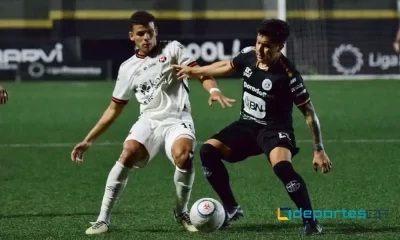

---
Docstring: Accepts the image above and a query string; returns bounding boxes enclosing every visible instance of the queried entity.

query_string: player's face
[255,34,283,65]
[129,22,157,55]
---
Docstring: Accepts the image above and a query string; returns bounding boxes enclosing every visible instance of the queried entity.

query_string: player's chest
[242,66,286,98]
[132,57,172,94]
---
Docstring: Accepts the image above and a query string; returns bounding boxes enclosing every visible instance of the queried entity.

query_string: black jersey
[230,47,310,129]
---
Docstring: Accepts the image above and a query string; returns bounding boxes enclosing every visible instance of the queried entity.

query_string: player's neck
[257,55,280,71]
[136,49,148,57]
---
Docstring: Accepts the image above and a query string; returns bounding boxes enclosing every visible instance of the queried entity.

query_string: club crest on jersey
[262,79,272,91]
[159,55,167,63]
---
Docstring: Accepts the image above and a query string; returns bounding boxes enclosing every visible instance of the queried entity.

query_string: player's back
[114,40,198,121]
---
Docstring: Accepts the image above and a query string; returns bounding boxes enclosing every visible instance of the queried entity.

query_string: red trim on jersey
[188,61,198,67]
[112,97,129,104]
[135,50,146,59]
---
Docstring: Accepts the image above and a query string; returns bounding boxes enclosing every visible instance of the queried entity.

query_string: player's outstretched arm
[71,101,126,163]
[394,28,400,52]
[172,60,234,79]
[0,85,8,104]
[298,101,333,173]
[196,73,236,108]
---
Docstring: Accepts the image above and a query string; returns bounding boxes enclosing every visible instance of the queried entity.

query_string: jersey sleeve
[230,46,254,73]
[289,72,311,107]
[172,41,198,67]
[111,67,133,104]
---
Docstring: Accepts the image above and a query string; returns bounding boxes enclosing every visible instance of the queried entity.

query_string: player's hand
[71,140,92,164]
[171,65,198,80]
[312,150,332,173]
[394,42,400,53]
[0,85,8,104]
[208,91,236,108]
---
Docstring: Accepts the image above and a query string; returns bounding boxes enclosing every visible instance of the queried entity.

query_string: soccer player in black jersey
[172,19,332,236]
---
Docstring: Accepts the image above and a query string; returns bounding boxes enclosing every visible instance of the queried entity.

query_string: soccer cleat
[174,210,198,232]
[304,220,323,236]
[85,221,109,235]
[221,205,244,228]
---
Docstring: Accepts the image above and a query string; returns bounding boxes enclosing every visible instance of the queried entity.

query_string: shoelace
[92,221,106,229]
[180,213,192,224]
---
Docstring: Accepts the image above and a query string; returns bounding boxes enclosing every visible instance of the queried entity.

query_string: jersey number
[181,123,194,132]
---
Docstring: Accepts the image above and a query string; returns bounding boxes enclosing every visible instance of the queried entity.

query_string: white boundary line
[303,74,400,80]
[0,139,400,148]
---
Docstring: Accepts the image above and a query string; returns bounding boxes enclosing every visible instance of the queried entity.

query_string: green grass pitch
[0,79,399,239]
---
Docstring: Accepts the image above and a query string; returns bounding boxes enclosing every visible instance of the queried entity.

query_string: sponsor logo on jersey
[244,82,267,97]
[144,62,156,71]
[262,79,272,91]
[243,67,252,78]
[243,92,266,119]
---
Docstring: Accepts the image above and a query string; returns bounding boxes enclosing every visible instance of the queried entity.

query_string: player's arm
[291,73,332,173]
[0,84,8,104]
[297,100,332,173]
[193,68,236,108]
[171,41,235,107]
[297,101,323,152]
[173,60,234,79]
[394,27,400,52]
[172,46,252,79]
[71,68,133,163]
[82,101,126,143]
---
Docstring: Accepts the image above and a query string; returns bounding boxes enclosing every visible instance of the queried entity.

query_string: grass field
[1,79,399,240]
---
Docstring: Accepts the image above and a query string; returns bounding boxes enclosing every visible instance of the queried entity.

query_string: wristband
[209,88,221,94]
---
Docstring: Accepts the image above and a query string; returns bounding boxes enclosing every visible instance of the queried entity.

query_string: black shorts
[210,120,299,162]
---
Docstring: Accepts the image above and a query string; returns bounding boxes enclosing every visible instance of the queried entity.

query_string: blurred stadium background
[1,0,400,239]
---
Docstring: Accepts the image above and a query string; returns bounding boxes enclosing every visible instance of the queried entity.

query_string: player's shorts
[125,112,196,168]
[210,120,299,163]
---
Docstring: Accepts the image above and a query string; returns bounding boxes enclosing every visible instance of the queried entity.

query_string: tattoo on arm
[298,101,324,151]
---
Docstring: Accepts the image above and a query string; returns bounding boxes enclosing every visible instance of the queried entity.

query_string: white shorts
[125,113,196,167]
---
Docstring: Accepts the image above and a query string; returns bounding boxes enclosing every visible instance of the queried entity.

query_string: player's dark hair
[256,19,290,43]
[130,11,156,30]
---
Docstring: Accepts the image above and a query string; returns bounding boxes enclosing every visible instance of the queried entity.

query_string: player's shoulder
[119,54,140,70]
[240,46,256,54]
[275,55,298,79]
[236,46,256,58]
[117,54,142,80]
[163,40,187,55]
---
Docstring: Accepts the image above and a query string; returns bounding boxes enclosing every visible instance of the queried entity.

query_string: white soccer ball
[189,198,226,233]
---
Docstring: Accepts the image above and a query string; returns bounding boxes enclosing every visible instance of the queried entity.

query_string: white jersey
[112,40,198,120]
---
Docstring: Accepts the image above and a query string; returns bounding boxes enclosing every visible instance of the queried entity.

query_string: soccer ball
[189,198,226,233]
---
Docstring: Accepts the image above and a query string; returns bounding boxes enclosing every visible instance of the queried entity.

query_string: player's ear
[278,43,285,51]
[154,27,158,37]
[129,31,135,41]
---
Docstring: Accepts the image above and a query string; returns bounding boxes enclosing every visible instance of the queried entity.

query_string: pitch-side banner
[17,61,111,81]
[0,39,79,79]
[329,43,400,76]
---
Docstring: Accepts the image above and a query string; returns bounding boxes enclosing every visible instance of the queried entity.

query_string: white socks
[95,161,195,225]
[174,166,195,215]
[97,161,130,225]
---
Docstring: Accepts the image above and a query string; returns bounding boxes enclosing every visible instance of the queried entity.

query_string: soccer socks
[174,166,195,215]
[200,144,238,210]
[273,161,313,223]
[97,161,131,225]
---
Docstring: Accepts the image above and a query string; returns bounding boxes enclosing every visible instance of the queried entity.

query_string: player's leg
[164,119,197,232]
[86,119,161,235]
[199,121,262,226]
[258,130,322,236]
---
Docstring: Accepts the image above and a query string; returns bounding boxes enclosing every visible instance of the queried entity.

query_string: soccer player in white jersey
[70,11,235,235]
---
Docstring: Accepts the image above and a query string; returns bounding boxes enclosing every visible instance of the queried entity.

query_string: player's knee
[119,140,148,168]
[172,147,193,170]
[199,144,222,165]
